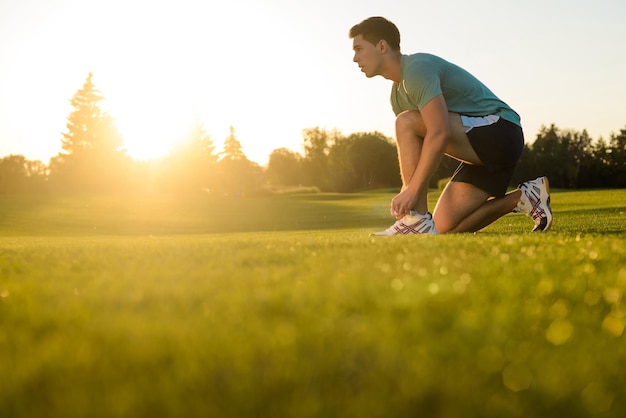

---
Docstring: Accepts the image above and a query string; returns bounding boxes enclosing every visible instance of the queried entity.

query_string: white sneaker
[516,176,552,232]
[371,211,438,236]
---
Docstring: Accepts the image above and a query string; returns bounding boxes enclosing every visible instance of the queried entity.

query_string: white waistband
[461,115,500,133]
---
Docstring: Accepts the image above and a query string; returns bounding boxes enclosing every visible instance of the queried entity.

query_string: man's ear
[377,39,388,53]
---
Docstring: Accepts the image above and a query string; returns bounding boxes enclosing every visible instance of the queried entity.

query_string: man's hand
[391,188,419,219]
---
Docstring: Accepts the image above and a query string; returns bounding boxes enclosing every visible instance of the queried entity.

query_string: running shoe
[516,176,552,232]
[371,211,438,236]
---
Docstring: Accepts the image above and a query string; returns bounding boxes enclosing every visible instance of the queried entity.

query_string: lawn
[1,189,625,417]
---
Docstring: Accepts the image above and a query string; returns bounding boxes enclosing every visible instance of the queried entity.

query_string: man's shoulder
[401,53,442,87]
[402,53,445,78]
[403,53,444,66]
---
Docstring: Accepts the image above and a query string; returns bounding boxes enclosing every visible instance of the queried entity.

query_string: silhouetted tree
[588,137,613,186]
[161,117,218,193]
[266,148,303,187]
[0,155,47,193]
[49,73,130,192]
[221,126,246,161]
[511,143,537,187]
[214,127,263,196]
[344,132,401,190]
[301,127,341,191]
[327,132,400,192]
[299,129,403,192]
[607,127,626,187]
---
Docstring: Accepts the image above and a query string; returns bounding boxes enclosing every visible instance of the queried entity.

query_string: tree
[0,155,48,193]
[511,143,537,187]
[162,117,218,193]
[324,132,401,192]
[214,127,263,196]
[221,126,246,161]
[49,73,130,192]
[343,132,401,190]
[266,148,303,187]
[300,127,341,191]
[0,155,28,193]
[530,124,576,187]
[607,127,626,187]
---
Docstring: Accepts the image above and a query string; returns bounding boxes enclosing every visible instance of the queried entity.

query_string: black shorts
[451,118,524,197]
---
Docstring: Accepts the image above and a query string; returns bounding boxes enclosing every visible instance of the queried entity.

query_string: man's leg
[433,182,521,233]
[394,111,481,215]
[393,111,547,233]
[394,111,428,214]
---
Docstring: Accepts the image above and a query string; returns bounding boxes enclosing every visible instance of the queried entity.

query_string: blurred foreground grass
[1,189,625,417]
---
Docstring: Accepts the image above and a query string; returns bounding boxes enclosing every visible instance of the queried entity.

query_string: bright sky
[1,0,625,165]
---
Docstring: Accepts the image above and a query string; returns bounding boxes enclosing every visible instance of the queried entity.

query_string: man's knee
[395,110,425,137]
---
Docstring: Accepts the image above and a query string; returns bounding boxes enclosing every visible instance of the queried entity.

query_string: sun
[90,2,321,165]
[102,77,198,161]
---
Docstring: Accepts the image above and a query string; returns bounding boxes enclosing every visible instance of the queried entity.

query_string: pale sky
[1,0,625,165]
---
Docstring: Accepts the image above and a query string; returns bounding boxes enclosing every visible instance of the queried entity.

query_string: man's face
[352,34,382,78]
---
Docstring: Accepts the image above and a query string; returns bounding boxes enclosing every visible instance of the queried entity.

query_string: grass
[1,189,625,417]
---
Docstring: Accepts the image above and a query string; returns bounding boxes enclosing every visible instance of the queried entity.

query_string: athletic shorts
[450,116,524,197]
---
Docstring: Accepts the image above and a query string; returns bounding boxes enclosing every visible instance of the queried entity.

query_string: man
[349,16,552,235]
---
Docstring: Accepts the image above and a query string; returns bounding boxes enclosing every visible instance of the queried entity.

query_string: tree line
[1,74,625,194]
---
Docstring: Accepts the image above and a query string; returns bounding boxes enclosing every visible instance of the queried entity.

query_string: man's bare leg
[394,110,485,216]
[394,111,428,214]
[433,182,522,233]
[394,110,524,232]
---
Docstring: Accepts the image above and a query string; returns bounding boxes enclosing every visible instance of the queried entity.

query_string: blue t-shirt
[391,53,521,126]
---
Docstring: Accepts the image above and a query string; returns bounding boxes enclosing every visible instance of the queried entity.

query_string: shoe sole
[532,177,552,232]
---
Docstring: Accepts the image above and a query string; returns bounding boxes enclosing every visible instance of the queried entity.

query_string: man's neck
[381,52,403,83]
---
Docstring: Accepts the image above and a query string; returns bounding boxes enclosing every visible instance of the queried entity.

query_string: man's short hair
[349,17,401,51]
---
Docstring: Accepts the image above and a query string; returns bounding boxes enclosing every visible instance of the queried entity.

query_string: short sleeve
[403,61,442,110]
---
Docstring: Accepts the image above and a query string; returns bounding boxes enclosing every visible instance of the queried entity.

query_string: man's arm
[391,94,450,217]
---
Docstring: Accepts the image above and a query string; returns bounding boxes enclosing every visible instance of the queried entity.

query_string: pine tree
[214,126,262,196]
[50,73,130,192]
[221,126,246,160]
[163,117,219,193]
[61,73,123,155]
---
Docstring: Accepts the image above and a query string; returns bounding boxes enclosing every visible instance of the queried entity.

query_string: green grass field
[1,189,625,417]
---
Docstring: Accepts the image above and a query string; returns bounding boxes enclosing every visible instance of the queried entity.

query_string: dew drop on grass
[502,362,533,392]
[391,279,404,291]
[460,273,471,284]
[581,263,596,275]
[546,319,574,345]
[537,279,553,297]
[582,383,614,414]
[601,315,625,337]
[452,280,467,294]
[603,288,622,304]
[584,291,601,306]
[427,283,440,295]
[476,346,505,374]
[548,299,570,319]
